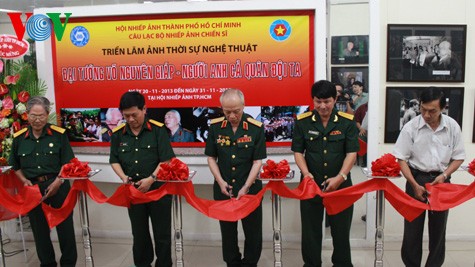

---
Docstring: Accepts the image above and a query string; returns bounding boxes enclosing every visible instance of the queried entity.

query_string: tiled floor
[2,238,474,266]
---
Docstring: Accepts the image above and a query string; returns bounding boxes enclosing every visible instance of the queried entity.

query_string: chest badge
[308,130,320,136]
[49,143,54,147]
[330,130,342,135]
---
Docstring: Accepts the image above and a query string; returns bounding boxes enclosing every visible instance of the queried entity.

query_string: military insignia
[149,119,164,127]
[330,130,342,135]
[247,117,262,127]
[112,123,126,133]
[46,128,53,135]
[225,140,231,146]
[312,114,317,122]
[333,115,338,122]
[13,128,28,138]
[308,130,320,136]
[337,111,354,120]
[50,125,66,134]
[221,120,227,128]
[119,142,128,146]
[210,117,225,125]
[243,121,248,130]
[49,143,54,147]
[297,111,312,120]
[100,128,108,134]
[237,135,252,143]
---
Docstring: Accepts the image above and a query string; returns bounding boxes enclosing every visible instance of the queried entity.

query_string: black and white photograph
[331,66,369,94]
[384,87,464,143]
[261,106,309,142]
[387,24,466,82]
[331,35,369,64]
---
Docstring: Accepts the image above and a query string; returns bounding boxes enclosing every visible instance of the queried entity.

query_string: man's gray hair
[167,109,181,124]
[219,88,245,105]
[26,96,51,114]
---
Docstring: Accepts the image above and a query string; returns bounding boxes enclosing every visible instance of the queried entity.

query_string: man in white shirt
[393,87,465,267]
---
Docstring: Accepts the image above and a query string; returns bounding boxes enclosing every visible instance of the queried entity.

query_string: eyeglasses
[28,114,48,120]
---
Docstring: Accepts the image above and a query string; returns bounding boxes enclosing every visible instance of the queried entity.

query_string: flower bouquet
[364,153,401,178]
[157,158,193,182]
[259,159,294,181]
[465,159,475,176]
[59,157,95,179]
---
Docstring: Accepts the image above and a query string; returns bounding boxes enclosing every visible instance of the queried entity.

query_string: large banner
[52,11,314,146]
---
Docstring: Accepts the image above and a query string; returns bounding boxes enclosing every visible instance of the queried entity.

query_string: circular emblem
[70,26,90,47]
[26,14,52,41]
[49,143,54,147]
[269,19,292,42]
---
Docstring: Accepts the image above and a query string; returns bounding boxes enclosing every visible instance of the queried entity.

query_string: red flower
[4,74,20,85]
[12,121,21,132]
[158,158,189,181]
[21,113,28,121]
[2,96,14,109]
[0,109,11,118]
[0,84,8,96]
[467,159,475,176]
[18,90,30,103]
[371,154,401,177]
[60,158,92,178]
[260,159,291,179]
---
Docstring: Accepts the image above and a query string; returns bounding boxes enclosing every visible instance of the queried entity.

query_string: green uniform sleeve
[156,126,175,162]
[60,132,75,165]
[204,125,217,157]
[109,132,120,164]
[345,119,360,153]
[253,126,267,160]
[291,120,305,153]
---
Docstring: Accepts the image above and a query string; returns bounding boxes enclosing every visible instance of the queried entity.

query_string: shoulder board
[210,116,225,125]
[149,119,164,127]
[13,128,28,138]
[297,111,312,120]
[247,117,263,127]
[112,123,126,133]
[50,125,66,134]
[183,128,193,133]
[338,111,354,120]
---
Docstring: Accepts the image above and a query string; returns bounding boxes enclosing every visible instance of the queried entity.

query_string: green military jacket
[205,113,267,199]
[9,124,74,179]
[109,118,175,182]
[292,109,359,185]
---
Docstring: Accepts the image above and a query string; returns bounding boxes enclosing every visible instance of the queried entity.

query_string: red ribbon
[60,158,92,178]
[158,158,189,181]
[371,154,401,177]
[468,159,475,176]
[260,159,291,179]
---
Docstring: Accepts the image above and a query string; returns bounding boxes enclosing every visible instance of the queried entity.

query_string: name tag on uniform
[308,130,320,136]
[330,130,342,135]
[120,142,128,146]
[237,136,252,143]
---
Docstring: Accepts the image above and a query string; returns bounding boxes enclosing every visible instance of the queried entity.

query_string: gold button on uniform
[232,155,236,159]
[232,167,236,171]
[324,163,327,167]
[324,175,328,179]
[232,179,236,183]
[135,148,139,151]
[310,137,313,141]
[323,150,327,154]
[323,137,327,141]
[135,160,138,163]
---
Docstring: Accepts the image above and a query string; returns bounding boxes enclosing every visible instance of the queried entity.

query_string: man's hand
[359,128,367,136]
[135,177,154,193]
[43,178,63,200]
[430,174,446,186]
[412,184,427,201]
[218,180,233,197]
[23,179,33,186]
[322,176,344,192]
[236,184,250,200]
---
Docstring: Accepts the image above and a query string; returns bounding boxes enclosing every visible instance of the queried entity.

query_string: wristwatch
[151,173,158,182]
[339,172,347,181]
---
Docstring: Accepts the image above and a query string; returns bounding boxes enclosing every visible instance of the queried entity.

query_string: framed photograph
[331,66,369,93]
[387,24,466,82]
[331,35,369,64]
[384,87,464,143]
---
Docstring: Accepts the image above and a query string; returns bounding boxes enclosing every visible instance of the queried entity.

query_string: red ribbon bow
[371,153,401,177]
[467,159,475,176]
[157,158,189,181]
[260,159,290,179]
[60,158,91,178]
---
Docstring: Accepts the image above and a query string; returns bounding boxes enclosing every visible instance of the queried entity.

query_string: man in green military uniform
[109,91,175,267]
[9,96,77,267]
[292,80,359,267]
[205,89,267,267]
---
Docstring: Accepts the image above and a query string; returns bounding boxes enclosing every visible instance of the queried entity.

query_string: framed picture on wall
[331,66,369,93]
[387,24,466,82]
[384,87,464,143]
[331,35,369,64]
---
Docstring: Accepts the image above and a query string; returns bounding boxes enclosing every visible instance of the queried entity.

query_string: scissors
[321,181,328,192]
[423,191,432,213]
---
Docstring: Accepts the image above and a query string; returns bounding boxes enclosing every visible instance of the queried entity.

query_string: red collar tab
[221,120,227,128]
[243,121,248,130]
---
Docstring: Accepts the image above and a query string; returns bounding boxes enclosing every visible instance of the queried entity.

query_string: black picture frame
[384,87,464,143]
[331,66,369,93]
[387,24,466,82]
[331,35,369,64]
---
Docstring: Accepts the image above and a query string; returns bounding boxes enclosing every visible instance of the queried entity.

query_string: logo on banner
[7,12,72,42]
[0,35,30,59]
[70,26,90,47]
[269,19,292,42]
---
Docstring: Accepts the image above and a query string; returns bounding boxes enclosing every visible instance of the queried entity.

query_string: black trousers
[29,180,77,267]
[128,191,172,267]
[401,168,449,267]
[219,204,262,267]
[301,195,353,267]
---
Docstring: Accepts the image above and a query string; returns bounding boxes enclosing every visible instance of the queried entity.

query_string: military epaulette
[247,117,263,127]
[50,125,66,134]
[337,111,354,121]
[297,111,312,120]
[13,128,28,138]
[149,119,164,127]
[210,116,225,125]
[112,123,126,133]
[183,128,193,133]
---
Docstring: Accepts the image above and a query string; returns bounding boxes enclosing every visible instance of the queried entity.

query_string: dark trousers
[29,180,77,267]
[219,204,262,267]
[402,169,449,267]
[128,193,172,267]
[301,195,353,267]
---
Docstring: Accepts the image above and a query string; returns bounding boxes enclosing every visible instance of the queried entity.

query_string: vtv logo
[7,13,72,41]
